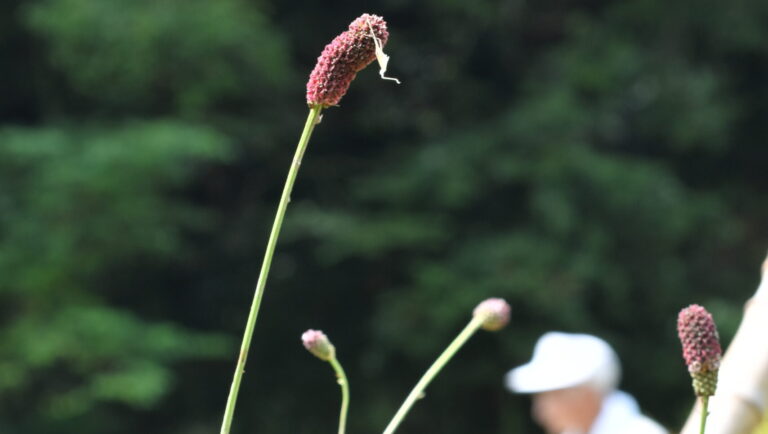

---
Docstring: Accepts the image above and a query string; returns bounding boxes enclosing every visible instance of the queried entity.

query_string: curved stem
[329,357,350,434]
[220,106,323,434]
[699,395,709,434]
[382,316,485,434]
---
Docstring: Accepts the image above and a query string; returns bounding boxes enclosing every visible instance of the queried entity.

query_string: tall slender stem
[220,106,323,434]
[699,396,709,434]
[382,316,485,434]
[329,357,350,434]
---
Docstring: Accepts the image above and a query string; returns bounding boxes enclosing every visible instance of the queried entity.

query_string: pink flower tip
[473,298,512,331]
[306,13,390,107]
[677,304,722,397]
[677,304,722,374]
[302,329,336,361]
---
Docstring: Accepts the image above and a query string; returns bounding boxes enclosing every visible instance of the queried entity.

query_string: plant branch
[220,106,323,434]
[330,357,350,434]
[382,315,485,434]
[700,396,709,434]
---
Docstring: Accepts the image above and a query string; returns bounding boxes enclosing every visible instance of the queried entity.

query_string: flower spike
[306,14,396,107]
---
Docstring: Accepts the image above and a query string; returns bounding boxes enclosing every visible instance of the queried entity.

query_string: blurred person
[505,332,667,434]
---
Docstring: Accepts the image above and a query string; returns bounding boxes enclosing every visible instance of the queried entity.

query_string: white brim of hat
[504,332,621,394]
[505,362,594,393]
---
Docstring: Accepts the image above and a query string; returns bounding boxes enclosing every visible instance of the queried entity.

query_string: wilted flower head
[677,304,722,397]
[302,329,336,361]
[473,298,511,331]
[306,14,390,107]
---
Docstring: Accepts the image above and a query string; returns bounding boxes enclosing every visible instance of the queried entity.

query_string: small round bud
[302,329,336,361]
[473,298,511,331]
[677,304,722,397]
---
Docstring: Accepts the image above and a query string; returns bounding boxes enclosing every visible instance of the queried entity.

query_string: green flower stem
[382,315,485,434]
[699,396,709,434]
[329,357,350,434]
[220,106,323,434]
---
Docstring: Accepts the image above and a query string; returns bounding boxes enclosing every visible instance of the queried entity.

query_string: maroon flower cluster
[306,14,389,107]
[473,298,512,331]
[677,304,722,397]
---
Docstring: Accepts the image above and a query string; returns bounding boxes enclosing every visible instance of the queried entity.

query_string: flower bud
[473,298,511,331]
[306,14,389,107]
[677,304,722,397]
[302,329,336,361]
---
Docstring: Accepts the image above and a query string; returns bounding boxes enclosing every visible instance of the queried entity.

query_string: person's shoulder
[594,391,668,434]
[626,414,668,434]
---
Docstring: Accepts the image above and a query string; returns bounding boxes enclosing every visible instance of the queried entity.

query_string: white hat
[505,332,621,394]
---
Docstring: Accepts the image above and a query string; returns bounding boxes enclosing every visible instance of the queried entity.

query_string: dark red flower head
[677,304,722,396]
[306,14,389,107]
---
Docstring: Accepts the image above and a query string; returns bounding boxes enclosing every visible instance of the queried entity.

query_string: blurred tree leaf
[0,121,233,430]
[23,0,294,115]
[0,121,230,295]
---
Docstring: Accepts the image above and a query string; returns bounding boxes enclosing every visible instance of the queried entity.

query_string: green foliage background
[1,0,767,432]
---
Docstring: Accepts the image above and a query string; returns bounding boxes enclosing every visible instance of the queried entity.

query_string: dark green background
[1,0,767,432]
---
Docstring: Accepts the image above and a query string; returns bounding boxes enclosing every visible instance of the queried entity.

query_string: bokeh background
[2,0,768,433]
